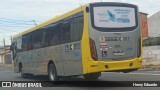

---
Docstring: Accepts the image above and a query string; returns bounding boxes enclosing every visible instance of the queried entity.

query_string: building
[139,12,149,39]
[0,46,12,64]
[148,11,160,37]
[0,52,3,64]
[0,46,5,64]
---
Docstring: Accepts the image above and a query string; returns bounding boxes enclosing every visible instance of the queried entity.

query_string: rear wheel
[48,63,59,82]
[19,64,32,78]
[83,72,101,80]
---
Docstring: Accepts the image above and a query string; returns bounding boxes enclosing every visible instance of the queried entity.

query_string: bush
[143,37,160,47]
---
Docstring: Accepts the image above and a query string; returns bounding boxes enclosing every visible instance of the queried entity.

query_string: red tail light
[137,37,141,58]
[89,38,98,60]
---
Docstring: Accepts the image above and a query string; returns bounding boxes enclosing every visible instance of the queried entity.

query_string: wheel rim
[20,67,23,74]
[50,67,55,81]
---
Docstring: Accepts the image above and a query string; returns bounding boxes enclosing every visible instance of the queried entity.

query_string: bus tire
[19,64,32,78]
[83,72,101,80]
[19,64,26,78]
[48,63,59,82]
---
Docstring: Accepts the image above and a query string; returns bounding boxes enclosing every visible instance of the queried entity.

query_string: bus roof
[13,4,87,38]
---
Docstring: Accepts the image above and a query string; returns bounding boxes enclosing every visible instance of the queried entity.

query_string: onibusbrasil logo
[1,82,42,87]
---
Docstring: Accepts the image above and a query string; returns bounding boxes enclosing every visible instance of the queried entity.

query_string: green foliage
[143,37,160,47]
[158,37,160,45]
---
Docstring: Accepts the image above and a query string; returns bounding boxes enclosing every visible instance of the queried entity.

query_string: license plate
[113,51,124,56]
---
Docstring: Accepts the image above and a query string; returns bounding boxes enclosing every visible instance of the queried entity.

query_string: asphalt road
[0,64,160,90]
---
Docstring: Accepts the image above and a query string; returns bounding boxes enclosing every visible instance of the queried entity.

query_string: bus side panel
[37,47,48,75]
[34,46,65,76]
[14,54,20,73]
[32,48,45,74]
[47,46,65,76]
[60,41,83,76]
[16,51,33,74]
[13,37,22,73]
[15,45,65,76]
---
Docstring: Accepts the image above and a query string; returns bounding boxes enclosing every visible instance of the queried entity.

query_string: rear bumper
[85,57,143,74]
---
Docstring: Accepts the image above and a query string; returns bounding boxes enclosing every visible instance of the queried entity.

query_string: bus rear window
[93,6,136,28]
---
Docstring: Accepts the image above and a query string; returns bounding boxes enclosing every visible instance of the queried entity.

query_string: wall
[148,11,160,37]
[0,56,2,64]
[5,52,12,64]
[143,46,160,65]
[140,12,148,39]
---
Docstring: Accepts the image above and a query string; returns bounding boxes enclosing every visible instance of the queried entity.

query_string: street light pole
[10,36,13,65]
[3,38,6,64]
[32,20,37,26]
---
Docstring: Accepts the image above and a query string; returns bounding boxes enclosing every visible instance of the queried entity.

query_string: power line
[0,20,35,25]
[0,33,15,36]
[0,25,33,28]
[0,17,42,22]
[0,28,21,32]
[0,22,34,26]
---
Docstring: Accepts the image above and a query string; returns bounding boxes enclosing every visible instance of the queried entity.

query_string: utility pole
[32,20,37,26]
[79,0,82,11]
[10,36,13,65]
[3,38,6,64]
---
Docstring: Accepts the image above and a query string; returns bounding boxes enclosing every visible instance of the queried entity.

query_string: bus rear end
[83,2,142,75]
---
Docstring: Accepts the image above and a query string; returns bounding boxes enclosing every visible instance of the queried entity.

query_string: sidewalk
[0,64,13,67]
[0,64,13,71]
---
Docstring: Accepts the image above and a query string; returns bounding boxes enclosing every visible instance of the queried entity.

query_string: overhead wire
[0,17,42,22]
[0,17,35,33]
[0,28,21,32]
[0,25,34,28]
[0,20,35,25]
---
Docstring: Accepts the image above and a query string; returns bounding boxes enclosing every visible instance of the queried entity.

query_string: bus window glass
[73,16,83,41]
[27,33,33,50]
[22,35,27,51]
[48,23,61,46]
[16,37,22,52]
[41,29,48,47]
[32,30,43,49]
[62,20,71,43]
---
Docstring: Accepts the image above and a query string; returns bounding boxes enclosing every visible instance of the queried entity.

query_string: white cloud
[0,0,160,45]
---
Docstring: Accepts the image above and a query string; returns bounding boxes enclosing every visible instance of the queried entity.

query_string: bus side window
[12,42,17,59]
[32,30,43,49]
[49,23,61,46]
[73,15,84,41]
[42,30,48,47]
[54,23,61,45]
[27,33,33,50]
[47,26,52,46]
[62,20,71,43]
[16,37,22,52]
[22,35,28,51]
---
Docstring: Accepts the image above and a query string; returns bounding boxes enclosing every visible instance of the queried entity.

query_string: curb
[0,64,13,67]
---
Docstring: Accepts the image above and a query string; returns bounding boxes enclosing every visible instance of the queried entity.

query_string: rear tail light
[137,37,141,58]
[89,38,98,60]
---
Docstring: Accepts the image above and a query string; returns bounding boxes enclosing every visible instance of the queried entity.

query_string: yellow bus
[11,2,143,81]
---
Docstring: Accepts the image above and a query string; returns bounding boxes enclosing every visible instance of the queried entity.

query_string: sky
[0,0,160,46]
